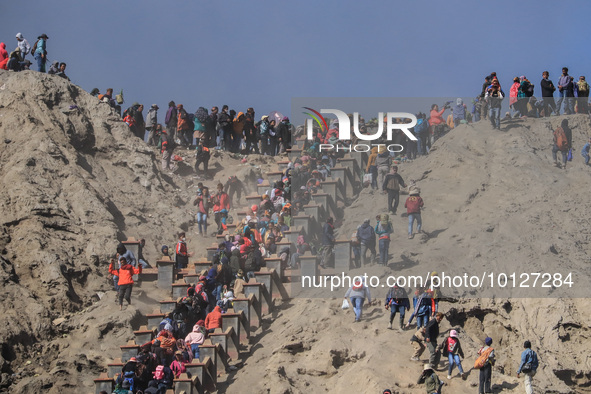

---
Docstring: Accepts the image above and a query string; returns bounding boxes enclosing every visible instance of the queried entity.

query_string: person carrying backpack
[440,330,466,380]
[575,76,590,114]
[552,119,572,169]
[476,337,495,394]
[485,80,505,129]
[32,33,48,72]
[356,219,376,266]
[344,278,372,323]
[375,214,393,266]
[414,114,429,155]
[176,104,192,147]
[517,340,539,394]
[405,186,424,239]
[385,281,410,330]
[417,364,443,394]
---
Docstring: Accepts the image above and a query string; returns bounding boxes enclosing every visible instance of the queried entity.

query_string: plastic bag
[567,148,573,161]
[341,299,350,310]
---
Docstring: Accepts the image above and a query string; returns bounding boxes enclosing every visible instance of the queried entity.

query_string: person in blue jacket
[517,340,539,394]
[581,137,591,165]
[33,33,48,72]
[385,282,410,330]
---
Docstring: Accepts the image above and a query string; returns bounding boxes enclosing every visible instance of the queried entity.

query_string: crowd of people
[14,53,565,392]
[1,32,71,80]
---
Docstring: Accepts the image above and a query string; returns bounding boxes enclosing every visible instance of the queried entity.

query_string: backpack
[526,82,534,97]
[386,175,400,191]
[153,365,165,380]
[555,127,569,151]
[521,349,538,373]
[244,248,259,272]
[122,370,135,392]
[414,119,428,136]
[31,39,39,55]
[116,89,124,104]
[474,347,494,369]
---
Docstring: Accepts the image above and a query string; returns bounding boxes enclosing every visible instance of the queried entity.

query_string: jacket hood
[192,324,201,332]
[456,98,463,106]
[213,306,221,313]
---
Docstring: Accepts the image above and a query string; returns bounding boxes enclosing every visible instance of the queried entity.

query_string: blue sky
[2,0,590,122]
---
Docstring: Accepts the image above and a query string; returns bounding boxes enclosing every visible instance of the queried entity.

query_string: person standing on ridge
[540,71,557,117]
[33,33,48,72]
[15,33,31,60]
[165,101,178,142]
[556,67,573,115]
[146,104,159,146]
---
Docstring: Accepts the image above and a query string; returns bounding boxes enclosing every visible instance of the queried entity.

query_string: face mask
[182,237,186,242]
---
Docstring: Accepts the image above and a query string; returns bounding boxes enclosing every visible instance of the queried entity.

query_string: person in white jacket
[15,33,31,59]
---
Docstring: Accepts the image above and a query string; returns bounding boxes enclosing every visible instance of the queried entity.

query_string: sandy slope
[227,116,591,393]
[1,70,590,393]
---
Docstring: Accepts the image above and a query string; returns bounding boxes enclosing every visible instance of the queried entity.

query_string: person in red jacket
[109,257,141,310]
[205,305,222,333]
[212,183,231,235]
[405,186,424,239]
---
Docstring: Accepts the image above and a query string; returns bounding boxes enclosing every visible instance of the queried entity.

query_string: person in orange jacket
[205,305,222,333]
[109,256,141,310]
[212,183,231,235]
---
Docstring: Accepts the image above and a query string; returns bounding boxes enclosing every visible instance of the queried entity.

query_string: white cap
[16,33,23,39]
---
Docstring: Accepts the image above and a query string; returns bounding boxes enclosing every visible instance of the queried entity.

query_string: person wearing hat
[417,363,443,394]
[344,278,372,322]
[439,329,466,380]
[145,104,159,146]
[170,350,187,378]
[477,337,495,394]
[405,186,424,239]
[33,33,48,72]
[15,33,31,59]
